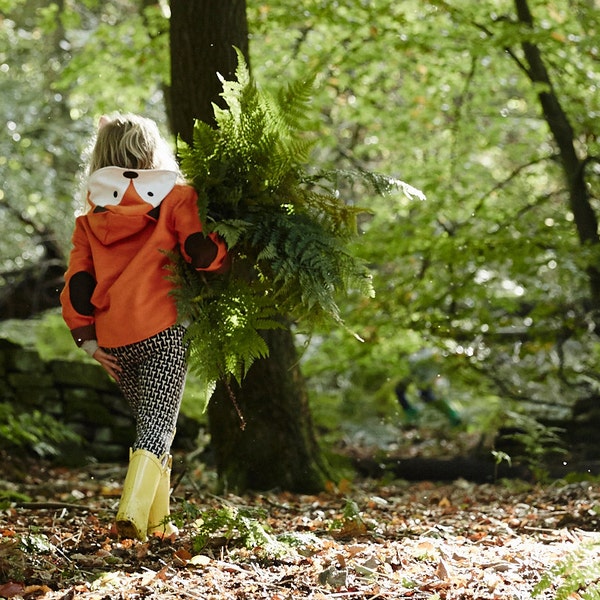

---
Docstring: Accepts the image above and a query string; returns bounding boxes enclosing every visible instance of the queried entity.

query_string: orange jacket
[60,167,227,348]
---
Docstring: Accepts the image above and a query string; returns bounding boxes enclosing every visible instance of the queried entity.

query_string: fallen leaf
[0,582,24,598]
[140,569,157,586]
[318,565,348,587]
[189,554,211,567]
[435,558,452,580]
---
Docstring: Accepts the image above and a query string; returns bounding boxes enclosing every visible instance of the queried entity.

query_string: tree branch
[511,0,600,305]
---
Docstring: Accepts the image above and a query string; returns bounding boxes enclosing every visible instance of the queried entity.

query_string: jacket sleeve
[173,187,229,272]
[60,218,97,346]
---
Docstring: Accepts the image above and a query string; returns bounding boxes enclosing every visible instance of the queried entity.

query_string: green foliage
[0,0,170,287]
[249,0,600,442]
[491,450,512,483]
[170,264,281,395]
[0,2,85,266]
[174,499,324,560]
[0,538,25,584]
[176,51,407,400]
[533,542,600,599]
[495,409,568,481]
[35,311,86,361]
[189,503,274,553]
[0,310,88,363]
[0,490,31,509]
[0,0,20,12]
[329,498,367,534]
[56,2,169,113]
[0,403,82,458]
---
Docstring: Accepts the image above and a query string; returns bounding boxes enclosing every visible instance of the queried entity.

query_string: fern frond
[211,219,253,249]
[174,51,419,394]
[303,167,419,199]
[274,72,317,132]
[172,272,282,406]
[533,541,600,600]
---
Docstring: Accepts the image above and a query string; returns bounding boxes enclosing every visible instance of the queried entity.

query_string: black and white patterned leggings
[109,326,187,458]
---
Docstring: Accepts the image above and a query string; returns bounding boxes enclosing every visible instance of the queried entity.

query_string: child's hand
[93,348,122,382]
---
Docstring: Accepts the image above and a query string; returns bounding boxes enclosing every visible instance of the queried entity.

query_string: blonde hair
[87,113,181,176]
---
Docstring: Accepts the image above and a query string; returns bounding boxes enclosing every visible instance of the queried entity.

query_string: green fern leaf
[175,51,418,395]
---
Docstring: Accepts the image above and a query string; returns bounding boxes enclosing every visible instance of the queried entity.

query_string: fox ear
[98,115,111,129]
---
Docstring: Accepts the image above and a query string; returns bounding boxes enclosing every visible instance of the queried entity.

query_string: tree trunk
[514,0,600,306]
[169,0,248,142]
[169,0,329,493]
[207,327,329,493]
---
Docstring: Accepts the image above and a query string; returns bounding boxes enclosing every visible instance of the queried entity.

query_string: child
[394,348,461,427]
[60,113,228,541]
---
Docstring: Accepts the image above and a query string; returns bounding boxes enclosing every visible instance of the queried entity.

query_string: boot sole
[116,519,146,541]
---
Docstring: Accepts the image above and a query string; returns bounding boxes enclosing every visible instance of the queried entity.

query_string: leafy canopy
[249,0,600,431]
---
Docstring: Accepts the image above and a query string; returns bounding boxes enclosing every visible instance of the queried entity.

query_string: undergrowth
[171,499,322,561]
[0,403,81,459]
[533,541,600,599]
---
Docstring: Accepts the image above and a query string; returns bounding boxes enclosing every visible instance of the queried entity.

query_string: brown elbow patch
[69,271,97,316]
[185,232,218,269]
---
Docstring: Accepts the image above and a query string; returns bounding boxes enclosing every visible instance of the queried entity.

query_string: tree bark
[169,0,248,142]
[169,0,329,493]
[207,327,328,493]
[513,0,600,305]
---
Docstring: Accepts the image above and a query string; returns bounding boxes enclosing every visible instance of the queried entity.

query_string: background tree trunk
[514,0,600,306]
[169,0,329,493]
[169,0,248,142]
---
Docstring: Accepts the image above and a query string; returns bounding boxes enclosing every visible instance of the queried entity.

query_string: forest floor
[1,428,599,600]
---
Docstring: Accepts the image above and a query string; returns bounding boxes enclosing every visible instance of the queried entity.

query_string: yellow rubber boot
[147,455,179,539]
[116,449,162,542]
